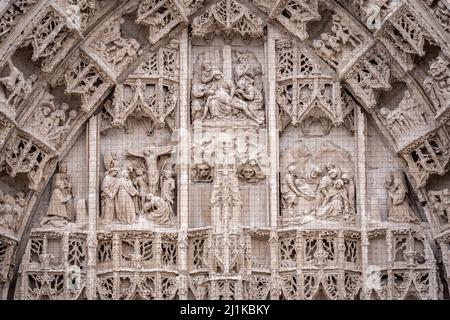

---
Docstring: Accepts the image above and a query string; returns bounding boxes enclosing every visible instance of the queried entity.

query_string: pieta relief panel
[0,0,449,301]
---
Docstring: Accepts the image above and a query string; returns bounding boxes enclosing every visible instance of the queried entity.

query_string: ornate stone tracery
[0,0,449,300]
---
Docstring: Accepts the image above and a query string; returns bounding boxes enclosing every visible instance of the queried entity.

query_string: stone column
[267,25,280,300]
[86,114,99,300]
[355,106,370,299]
[178,28,190,299]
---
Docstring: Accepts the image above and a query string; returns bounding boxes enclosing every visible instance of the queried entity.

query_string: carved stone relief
[280,142,356,225]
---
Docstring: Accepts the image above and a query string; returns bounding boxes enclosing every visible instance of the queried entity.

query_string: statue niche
[191,50,265,126]
[280,142,356,225]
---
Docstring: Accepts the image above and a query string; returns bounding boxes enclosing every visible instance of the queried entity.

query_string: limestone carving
[90,18,141,75]
[99,146,175,226]
[0,191,26,232]
[378,90,432,145]
[313,14,365,70]
[103,42,179,134]
[0,59,37,115]
[0,1,38,44]
[0,130,54,190]
[191,50,265,125]
[385,171,420,224]
[41,163,74,226]
[428,189,449,226]
[344,45,392,109]
[270,0,320,41]
[237,159,265,183]
[27,96,79,148]
[61,53,111,113]
[191,0,265,40]
[22,4,81,72]
[424,56,450,118]
[136,0,186,45]
[191,162,213,183]
[1,0,449,301]
[401,127,450,187]
[377,5,429,71]
[0,237,16,283]
[280,142,356,225]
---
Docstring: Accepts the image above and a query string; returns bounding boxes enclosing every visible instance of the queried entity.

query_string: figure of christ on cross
[125,145,173,195]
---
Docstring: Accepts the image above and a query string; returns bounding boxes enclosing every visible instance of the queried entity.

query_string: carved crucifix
[126,145,173,194]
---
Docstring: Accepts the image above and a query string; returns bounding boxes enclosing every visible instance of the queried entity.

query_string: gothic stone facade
[0,0,450,300]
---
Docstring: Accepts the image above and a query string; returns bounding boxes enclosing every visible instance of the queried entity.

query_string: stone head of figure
[385,173,394,188]
[309,165,322,179]
[41,105,52,116]
[61,103,70,112]
[328,168,340,179]
[69,110,78,120]
[287,165,297,175]
[146,193,154,201]
[430,57,449,80]
[202,63,212,72]
[242,164,256,179]
[109,168,118,177]
[121,169,130,179]
[162,168,174,178]
[237,52,248,63]
[3,195,15,206]
[334,178,345,189]
[135,167,144,176]
[59,163,68,173]
[197,163,210,178]
[212,70,223,81]
[341,173,351,184]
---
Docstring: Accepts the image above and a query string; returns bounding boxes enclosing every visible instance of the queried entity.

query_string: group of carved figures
[0,59,36,113]
[312,14,363,68]
[31,99,79,146]
[379,90,429,140]
[191,51,265,125]
[100,146,176,226]
[0,190,25,231]
[281,163,355,223]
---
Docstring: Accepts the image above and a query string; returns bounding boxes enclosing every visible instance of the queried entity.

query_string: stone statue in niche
[423,56,450,114]
[191,50,265,125]
[280,142,356,225]
[0,191,26,232]
[41,163,73,226]
[0,59,37,113]
[237,160,265,183]
[385,171,420,224]
[192,162,213,183]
